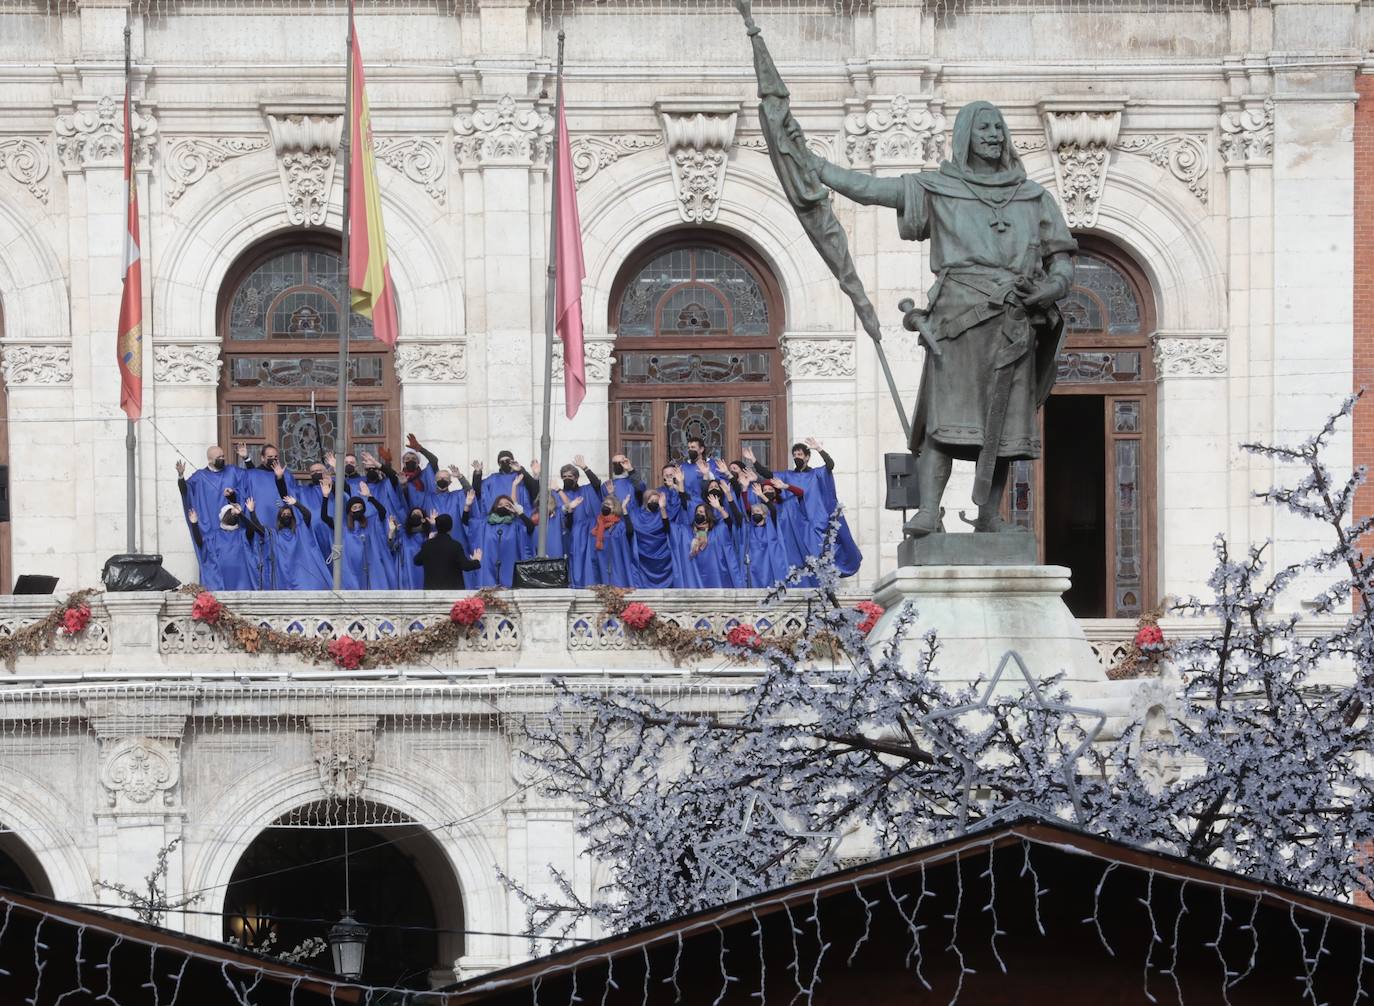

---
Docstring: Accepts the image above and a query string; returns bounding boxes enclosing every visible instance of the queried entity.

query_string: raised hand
[223,487,235,499]
[471,459,483,473]
[359,481,372,498]
[283,495,297,507]
[361,452,379,469]
[236,442,249,461]
[378,444,393,465]
[696,459,710,476]
[187,508,198,524]
[741,445,755,463]
[448,464,463,477]
[574,454,587,469]
[805,437,823,451]
[472,547,483,561]
[530,459,541,478]
[510,474,522,493]
[465,489,475,509]
[245,496,256,512]
[321,477,333,497]
[325,450,336,467]
[388,515,399,533]
[407,433,422,450]
[272,461,285,478]
[428,509,438,522]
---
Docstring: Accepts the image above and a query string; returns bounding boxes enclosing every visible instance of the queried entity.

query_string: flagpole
[123,20,137,554]
[331,0,354,589]
[536,32,565,559]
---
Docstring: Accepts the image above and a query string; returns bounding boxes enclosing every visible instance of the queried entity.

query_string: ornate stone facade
[552,340,615,384]
[310,720,378,800]
[55,94,158,171]
[780,338,857,381]
[153,343,221,385]
[264,108,341,227]
[453,95,552,168]
[373,135,447,204]
[0,137,49,203]
[1115,132,1209,203]
[570,134,663,186]
[98,737,180,809]
[1152,336,1227,377]
[843,95,946,169]
[1219,98,1275,168]
[0,344,72,386]
[657,100,739,223]
[164,136,269,203]
[394,342,467,384]
[1039,99,1124,229]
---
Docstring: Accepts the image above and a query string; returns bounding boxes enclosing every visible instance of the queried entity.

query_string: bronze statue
[736,2,1075,539]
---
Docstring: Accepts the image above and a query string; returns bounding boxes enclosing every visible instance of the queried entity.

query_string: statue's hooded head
[942,100,1026,188]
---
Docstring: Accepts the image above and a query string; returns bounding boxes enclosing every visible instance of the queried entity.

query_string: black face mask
[279,515,295,530]
[263,458,279,468]
[763,492,777,503]
[345,464,357,478]
[611,462,625,476]
[793,459,807,472]
[707,491,723,503]
[211,458,226,471]
[310,473,323,485]
[647,500,660,513]
[498,459,514,473]
[366,470,382,484]
[695,518,708,528]
[224,489,238,503]
[224,513,241,527]
[406,515,424,530]
[687,450,700,462]
[751,513,767,525]
[403,461,418,473]
[562,478,578,491]
[436,479,451,491]
[601,505,613,515]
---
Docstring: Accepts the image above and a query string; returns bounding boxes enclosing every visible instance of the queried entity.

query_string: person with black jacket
[413,514,484,590]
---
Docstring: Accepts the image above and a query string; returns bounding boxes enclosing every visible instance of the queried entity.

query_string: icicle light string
[980,845,1005,975]
[94,933,123,1006]
[943,854,970,1006]
[1141,870,1161,1005]
[54,924,93,1006]
[749,910,766,1004]
[781,899,803,1005]
[844,883,874,968]
[1229,896,1260,990]
[802,890,827,1006]
[24,916,46,1006]
[1086,861,1118,957]
[1018,840,1046,937]
[1164,880,1187,1006]
[710,922,732,1006]
[1205,887,1234,1006]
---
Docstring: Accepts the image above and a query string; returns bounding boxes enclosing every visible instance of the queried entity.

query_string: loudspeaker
[513,557,570,589]
[884,452,920,511]
[101,554,181,592]
[0,464,9,523]
[13,575,57,595]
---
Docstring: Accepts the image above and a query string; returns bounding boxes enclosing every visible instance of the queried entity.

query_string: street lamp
[327,912,369,979]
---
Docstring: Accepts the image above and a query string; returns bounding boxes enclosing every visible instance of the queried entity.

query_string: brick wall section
[1357,74,1374,532]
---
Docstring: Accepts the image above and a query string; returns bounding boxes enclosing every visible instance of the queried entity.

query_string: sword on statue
[731,0,911,442]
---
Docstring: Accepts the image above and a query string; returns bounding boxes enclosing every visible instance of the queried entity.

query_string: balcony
[0,590,1189,681]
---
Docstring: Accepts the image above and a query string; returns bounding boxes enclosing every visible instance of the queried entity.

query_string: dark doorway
[1043,395,1106,617]
[223,805,461,990]
[0,833,49,896]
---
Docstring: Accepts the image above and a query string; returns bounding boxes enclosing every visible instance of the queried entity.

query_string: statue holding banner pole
[734,1,1076,546]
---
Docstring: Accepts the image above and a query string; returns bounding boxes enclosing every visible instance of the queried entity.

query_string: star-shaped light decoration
[917,650,1106,833]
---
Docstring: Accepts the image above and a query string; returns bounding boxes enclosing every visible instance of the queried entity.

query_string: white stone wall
[0,0,1359,601]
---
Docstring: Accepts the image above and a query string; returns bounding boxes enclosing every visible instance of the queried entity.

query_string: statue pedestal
[869,564,1104,685]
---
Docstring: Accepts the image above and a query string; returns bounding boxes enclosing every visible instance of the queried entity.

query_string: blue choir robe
[425,489,471,550]
[556,486,605,588]
[476,471,539,559]
[626,497,675,588]
[239,462,299,506]
[741,513,791,589]
[605,473,644,507]
[322,498,399,589]
[470,514,533,588]
[788,464,863,576]
[196,511,261,591]
[664,491,702,588]
[748,484,811,581]
[676,503,741,588]
[396,523,430,589]
[261,507,331,590]
[398,467,437,515]
[679,458,732,502]
[183,467,246,582]
[587,517,637,588]
[293,483,335,557]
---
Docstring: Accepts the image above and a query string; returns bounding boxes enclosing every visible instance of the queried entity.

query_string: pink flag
[554,86,586,419]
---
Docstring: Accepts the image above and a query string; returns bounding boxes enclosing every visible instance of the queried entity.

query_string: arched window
[1007,241,1157,619]
[218,238,398,473]
[609,233,787,473]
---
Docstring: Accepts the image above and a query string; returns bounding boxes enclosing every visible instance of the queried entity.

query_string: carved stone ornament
[453,95,553,168]
[373,135,446,205]
[394,342,467,384]
[1039,100,1124,230]
[738,133,835,163]
[0,344,72,386]
[569,134,663,186]
[99,737,178,808]
[312,728,376,800]
[657,100,739,224]
[265,109,342,228]
[164,136,269,203]
[1152,335,1226,377]
[843,94,946,169]
[55,94,158,171]
[552,340,615,384]
[153,343,221,385]
[1114,133,1209,204]
[780,338,857,380]
[1219,97,1274,168]
[0,137,50,203]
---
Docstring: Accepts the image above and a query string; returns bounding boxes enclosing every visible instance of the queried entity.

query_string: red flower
[191,591,223,625]
[621,602,656,631]
[855,600,885,635]
[726,624,761,649]
[450,597,486,626]
[328,636,367,669]
[1135,624,1165,649]
[59,603,91,636]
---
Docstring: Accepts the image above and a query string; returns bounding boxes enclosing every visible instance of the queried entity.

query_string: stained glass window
[617,246,770,337]
[228,248,374,342]
[1064,252,1143,337]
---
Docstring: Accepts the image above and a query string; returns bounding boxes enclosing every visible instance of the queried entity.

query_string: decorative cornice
[394,342,467,384]
[843,94,946,169]
[0,137,49,203]
[264,108,342,228]
[0,344,72,385]
[55,94,157,172]
[153,342,221,385]
[1153,335,1226,377]
[552,339,615,385]
[1219,97,1274,168]
[164,136,269,203]
[453,95,553,168]
[1039,97,1126,230]
[656,99,739,224]
[98,737,179,810]
[569,133,663,186]
[311,720,377,800]
[780,337,857,381]
[373,135,446,205]
[1115,132,1209,203]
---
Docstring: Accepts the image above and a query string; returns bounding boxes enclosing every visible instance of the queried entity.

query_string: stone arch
[578,149,846,338]
[183,761,502,967]
[0,771,91,902]
[0,192,70,343]
[156,159,464,346]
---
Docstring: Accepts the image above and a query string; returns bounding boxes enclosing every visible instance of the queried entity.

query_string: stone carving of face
[969,108,1005,168]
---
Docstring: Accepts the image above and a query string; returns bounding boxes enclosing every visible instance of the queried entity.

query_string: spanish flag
[347,15,399,347]
[117,85,143,419]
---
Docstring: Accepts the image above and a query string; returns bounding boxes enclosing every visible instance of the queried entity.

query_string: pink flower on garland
[328,636,367,669]
[726,624,761,649]
[1135,624,1165,650]
[59,603,91,636]
[621,602,656,631]
[450,597,486,626]
[191,591,223,625]
[855,600,884,635]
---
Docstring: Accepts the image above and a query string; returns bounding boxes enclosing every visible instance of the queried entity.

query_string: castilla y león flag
[117,87,143,420]
[347,15,399,348]
[554,85,586,419]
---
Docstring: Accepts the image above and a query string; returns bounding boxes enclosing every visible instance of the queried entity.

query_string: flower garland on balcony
[180,585,511,669]
[592,586,883,666]
[1106,596,1170,680]
[0,588,102,671]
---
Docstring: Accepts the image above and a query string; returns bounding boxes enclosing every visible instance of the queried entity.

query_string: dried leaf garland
[0,588,102,671]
